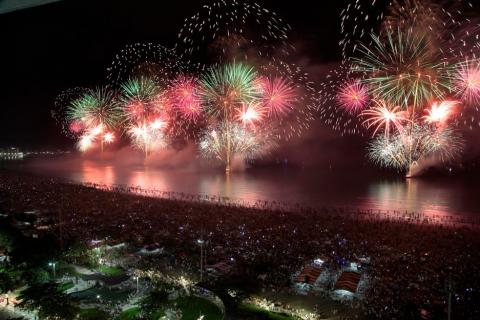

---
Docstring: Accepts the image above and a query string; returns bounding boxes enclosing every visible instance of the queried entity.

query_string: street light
[134,276,139,293]
[197,239,205,282]
[48,262,57,280]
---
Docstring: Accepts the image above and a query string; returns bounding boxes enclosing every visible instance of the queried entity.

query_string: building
[0,147,24,160]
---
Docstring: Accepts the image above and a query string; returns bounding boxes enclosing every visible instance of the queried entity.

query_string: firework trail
[107,43,183,87]
[176,0,292,64]
[52,87,88,139]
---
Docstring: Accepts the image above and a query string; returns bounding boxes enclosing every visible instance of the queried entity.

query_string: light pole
[445,273,455,320]
[134,276,139,293]
[48,262,57,280]
[197,239,205,282]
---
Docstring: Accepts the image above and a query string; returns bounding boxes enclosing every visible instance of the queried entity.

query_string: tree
[139,287,169,319]
[0,267,18,292]
[24,267,50,284]
[17,282,79,320]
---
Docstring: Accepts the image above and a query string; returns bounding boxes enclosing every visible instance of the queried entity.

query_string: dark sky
[0,0,343,150]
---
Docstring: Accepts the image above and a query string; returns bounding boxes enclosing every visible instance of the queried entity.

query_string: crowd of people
[0,170,479,319]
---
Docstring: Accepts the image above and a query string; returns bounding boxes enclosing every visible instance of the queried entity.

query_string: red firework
[169,75,202,121]
[257,76,297,116]
[336,79,369,113]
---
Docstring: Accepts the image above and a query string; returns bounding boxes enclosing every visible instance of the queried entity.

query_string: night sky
[0,0,343,150]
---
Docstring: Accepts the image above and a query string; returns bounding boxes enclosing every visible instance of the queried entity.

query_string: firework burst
[454,60,480,104]
[368,124,463,173]
[169,75,203,121]
[352,27,450,110]
[66,87,121,152]
[257,76,297,117]
[177,0,292,63]
[119,77,173,155]
[199,122,270,165]
[423,100,458,125]
[361,100,411,137]
[200,63,260,120]
[336,79,369,114]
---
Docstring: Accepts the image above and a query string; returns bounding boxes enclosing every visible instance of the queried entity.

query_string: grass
[238,302,295,320]
[152,309,166,319]
[79,308,110,320]
[116,307,140,320]
[98,265,124,276]
[58,281,75,291]
[70,287,133,303]
[175,296,223,320]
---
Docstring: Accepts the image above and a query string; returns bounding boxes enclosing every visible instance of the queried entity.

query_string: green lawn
[175,296,223,320]
[71,287,133,303]
[79,308,110,320]
[98,265,124,276]
[58,281,75,291]
[238,302,296,320]
[152,309,166,319]
[57,264,81,277]
[116,307,140,320]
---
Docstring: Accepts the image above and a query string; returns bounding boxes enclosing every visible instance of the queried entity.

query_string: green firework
[199,63,261,120]
[67,87,121,130]
[352,27,453,110]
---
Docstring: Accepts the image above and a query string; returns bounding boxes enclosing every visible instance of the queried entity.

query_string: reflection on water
[17,158,480,217]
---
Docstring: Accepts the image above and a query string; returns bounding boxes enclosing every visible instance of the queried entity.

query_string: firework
[361,100,411,137]
[454,60,480,104]
[199,122,269,165]
[53,88,88,139]
[119,77,172,155]
[336,79,369,114]
[127,122,167,154]
[107,43,182,86]
[103,132,115,144]
[177,0,292,63]
[169,75,203,121]
[352,27,450,110]
[257,76,297,116]
[119,77,160,123]
[318,0,480,176]
[368,124,463,173]
[66,87,121,152]
[235,102,265,128]
[200,63,260,120]
[423,100,458,125]
[67,87,121,130]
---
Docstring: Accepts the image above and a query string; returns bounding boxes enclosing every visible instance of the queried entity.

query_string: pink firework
[454,60,480,104]
[361,100,411,137]
[169,75,202,121]
[69,120,84,134]
[336,79,369,113]
[259,77,297,116]
[423,100,458,125]
[126,101,149,122]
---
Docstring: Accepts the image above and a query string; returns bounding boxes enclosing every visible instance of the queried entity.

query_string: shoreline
[3,166,479,229]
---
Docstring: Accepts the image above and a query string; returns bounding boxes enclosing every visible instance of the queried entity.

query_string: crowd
[0,170,479,319]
